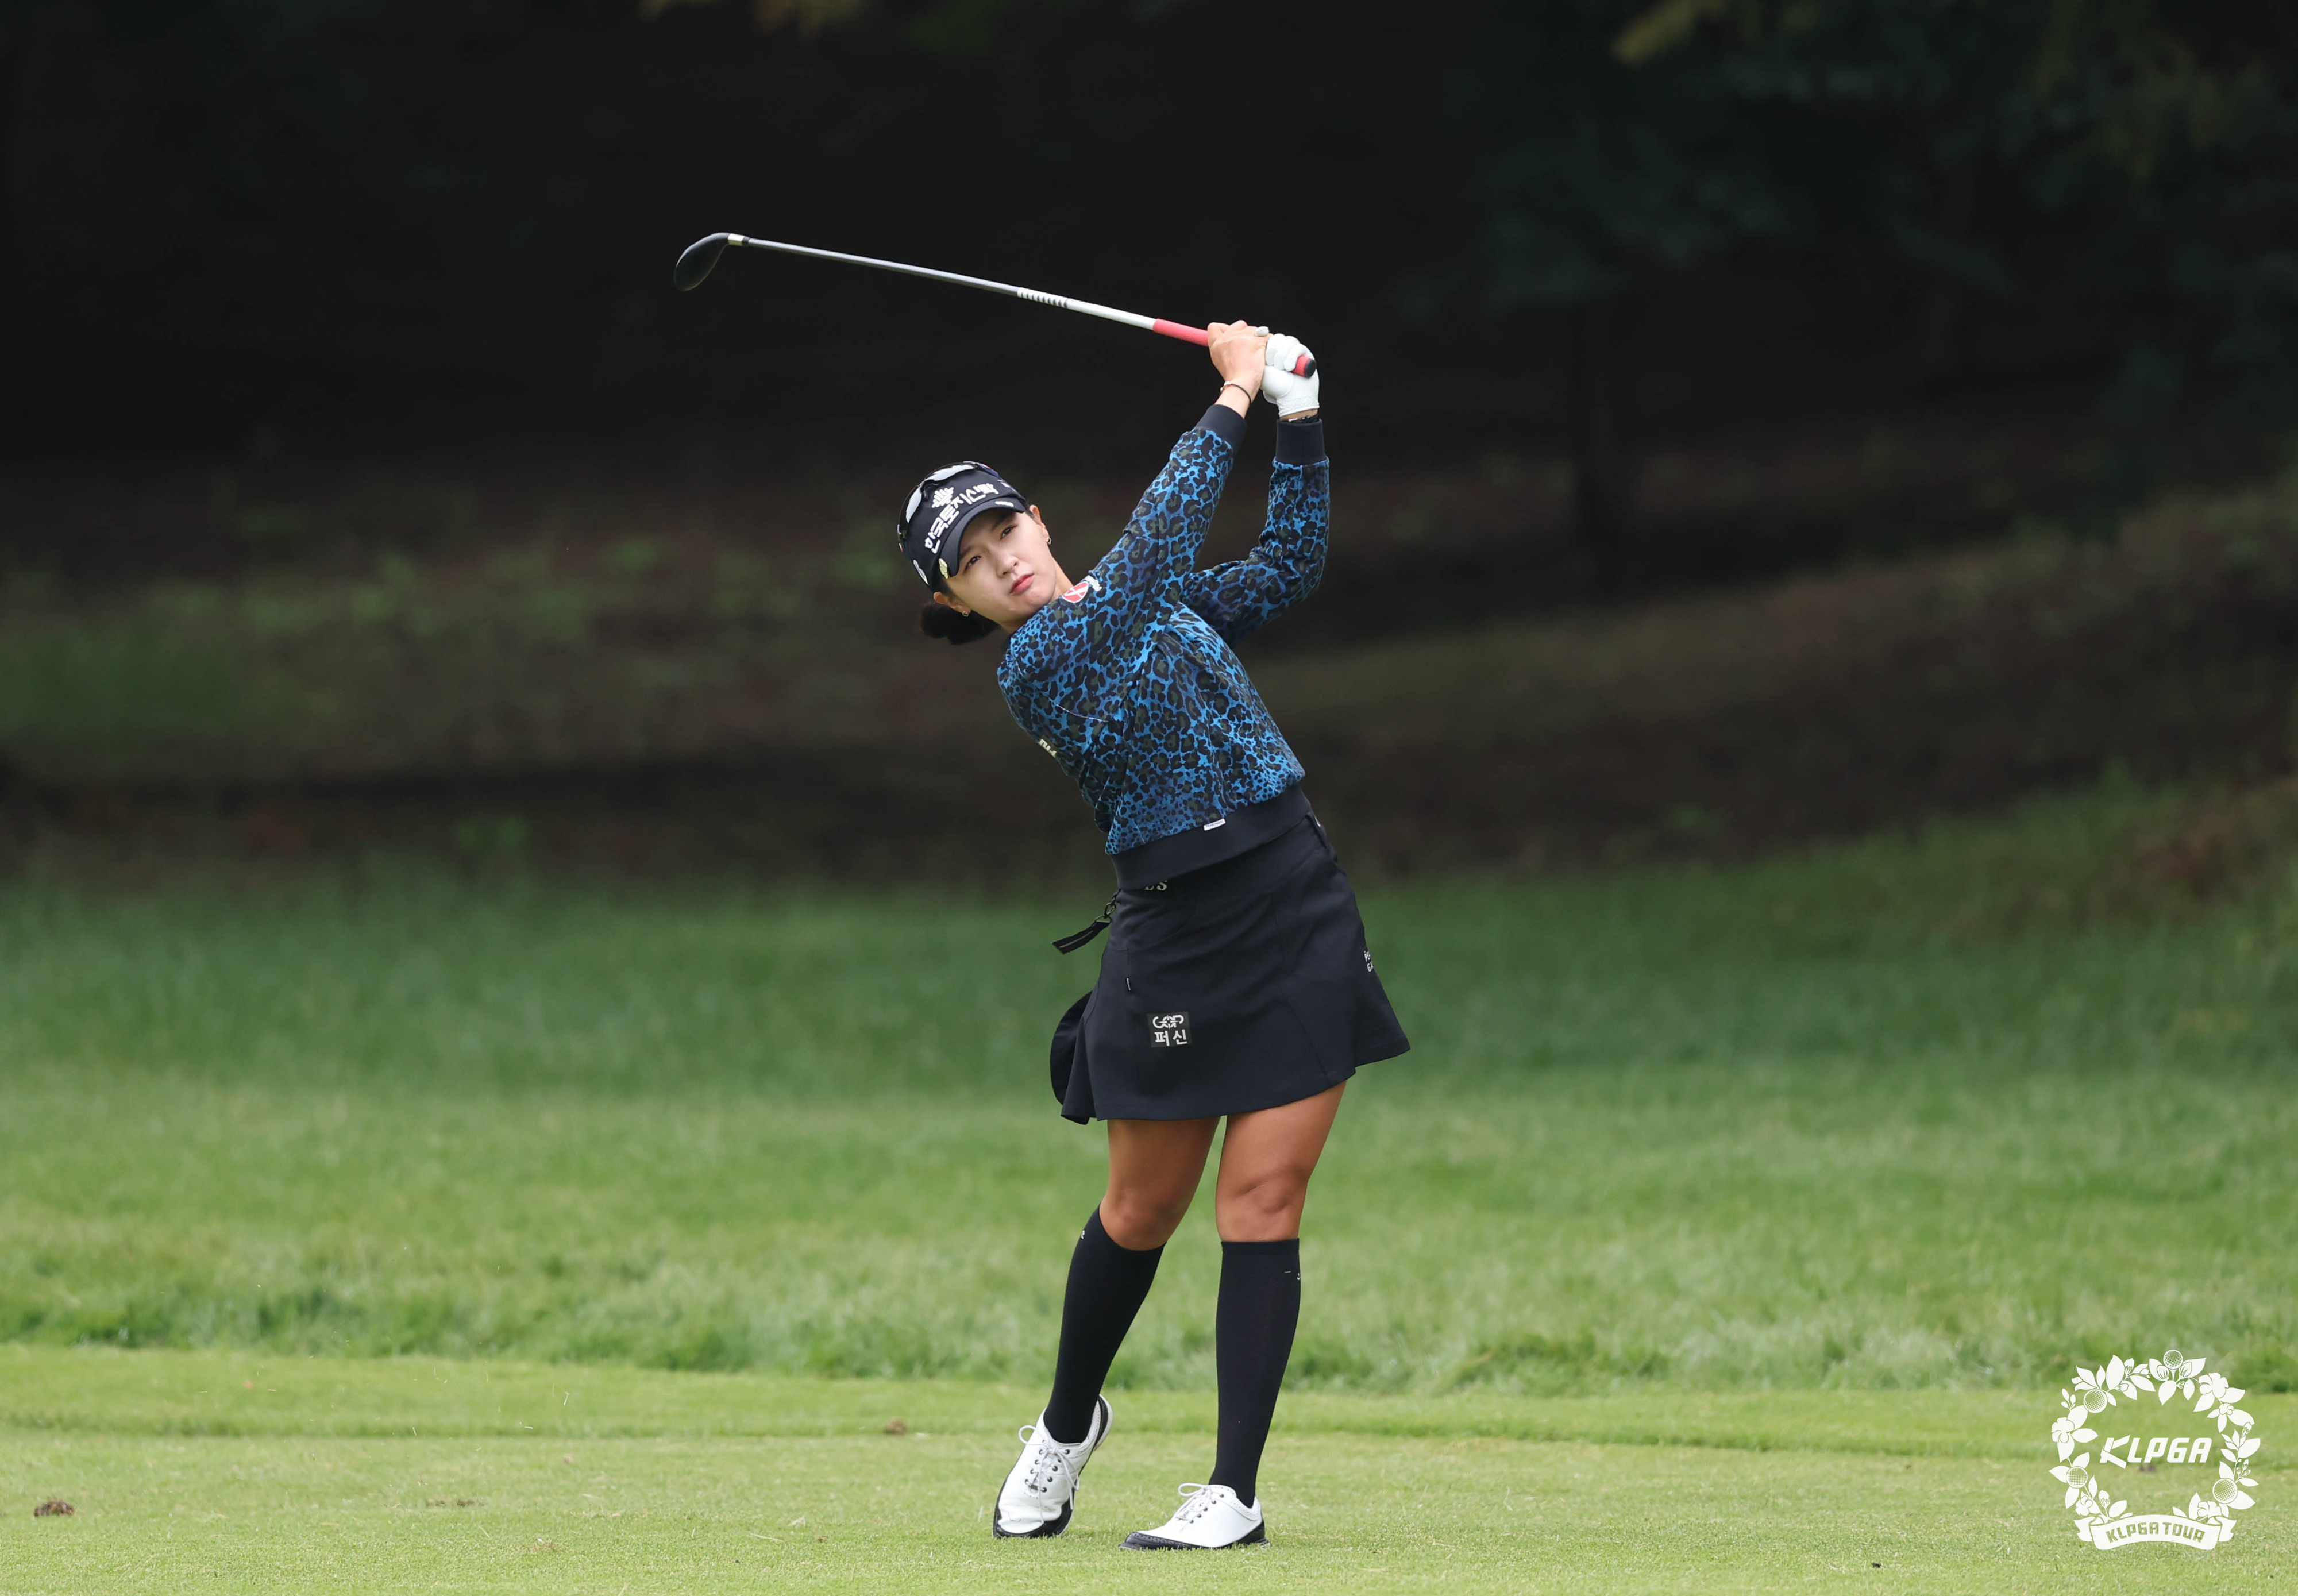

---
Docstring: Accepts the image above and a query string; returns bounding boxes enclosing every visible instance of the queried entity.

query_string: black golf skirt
[1049,815,1409,1123]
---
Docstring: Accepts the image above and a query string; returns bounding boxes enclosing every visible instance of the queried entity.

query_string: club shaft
[724,235,1232,357]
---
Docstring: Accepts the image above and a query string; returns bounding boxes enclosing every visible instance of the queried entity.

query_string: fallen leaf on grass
[882,1417,908,1434]
[425,1497,479,1508]
[33,1499,74,1518]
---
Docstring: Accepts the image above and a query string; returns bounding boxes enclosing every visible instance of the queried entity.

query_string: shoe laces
[1173,1482,1225,1524]
[1016,1424,1077,1498]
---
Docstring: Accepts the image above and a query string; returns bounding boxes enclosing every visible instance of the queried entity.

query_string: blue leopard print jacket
[997,404,1327,870]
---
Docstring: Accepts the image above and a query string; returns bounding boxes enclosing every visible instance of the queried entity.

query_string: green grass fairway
[3,1348,2291,1593]
[3,788,2296,1391]
[2,788,2296,1585]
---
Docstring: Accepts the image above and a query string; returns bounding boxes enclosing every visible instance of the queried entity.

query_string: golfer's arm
[1182,417,1328,639]
[1093,410,1239,626]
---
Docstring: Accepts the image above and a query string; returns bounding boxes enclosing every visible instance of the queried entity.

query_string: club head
[673,233,732,292]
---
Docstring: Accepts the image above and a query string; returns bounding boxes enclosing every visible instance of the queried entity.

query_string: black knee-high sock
[1208,1237,1301,1506]
[1041,1208,1165,1444]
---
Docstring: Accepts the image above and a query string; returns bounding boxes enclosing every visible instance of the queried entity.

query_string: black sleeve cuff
[1196,403,1247,448]
[1274,416,1325,465]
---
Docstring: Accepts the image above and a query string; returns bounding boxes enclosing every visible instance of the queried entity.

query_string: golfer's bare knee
[1100,1186,1193,1250]
[1214,1171,1308,1241]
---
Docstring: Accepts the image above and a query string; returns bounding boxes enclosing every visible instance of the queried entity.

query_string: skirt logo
[1149,1012,1192,1047]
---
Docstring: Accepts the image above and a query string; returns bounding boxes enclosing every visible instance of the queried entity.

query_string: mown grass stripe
[7,1347,2292,1463]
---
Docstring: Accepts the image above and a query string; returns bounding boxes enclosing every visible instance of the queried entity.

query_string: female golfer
[897,323,1408,1551]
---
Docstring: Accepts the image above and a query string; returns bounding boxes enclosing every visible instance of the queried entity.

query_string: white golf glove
[1262,334,1320,419]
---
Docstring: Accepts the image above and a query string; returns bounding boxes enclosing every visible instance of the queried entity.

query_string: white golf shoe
[990,1397,1111,1539]
[1120,1482,1267,1549]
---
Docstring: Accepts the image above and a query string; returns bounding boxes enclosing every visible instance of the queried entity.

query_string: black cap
[897,462,1030,592]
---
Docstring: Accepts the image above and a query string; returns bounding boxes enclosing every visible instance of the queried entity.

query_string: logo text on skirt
[1150,1012,1192,1047]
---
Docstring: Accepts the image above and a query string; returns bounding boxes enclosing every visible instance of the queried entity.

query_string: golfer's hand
[1209,321,1267,408]
[1261,334,1319,419]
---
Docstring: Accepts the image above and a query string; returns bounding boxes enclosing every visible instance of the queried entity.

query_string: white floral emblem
[2053,1350,2260,1550]
[929,487,955,510]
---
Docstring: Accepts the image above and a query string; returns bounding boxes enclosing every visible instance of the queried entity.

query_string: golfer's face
[946,510,1056,627]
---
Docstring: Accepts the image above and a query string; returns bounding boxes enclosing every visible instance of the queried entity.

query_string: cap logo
[924,480,1012,554]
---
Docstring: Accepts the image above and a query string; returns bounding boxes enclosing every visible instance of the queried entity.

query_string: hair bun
[919,601,997,645]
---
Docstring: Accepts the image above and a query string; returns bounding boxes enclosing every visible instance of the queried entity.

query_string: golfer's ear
[1030,504,1048,540]
[931,590,971,618]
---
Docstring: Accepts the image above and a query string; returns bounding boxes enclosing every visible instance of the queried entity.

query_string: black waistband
[1111,784,1312,890]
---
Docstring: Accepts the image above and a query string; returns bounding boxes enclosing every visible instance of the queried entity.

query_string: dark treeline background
[7,1,2294,494]
[6,0,2298,877]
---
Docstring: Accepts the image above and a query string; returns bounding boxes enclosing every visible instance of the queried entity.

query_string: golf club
[673,232,1315,377]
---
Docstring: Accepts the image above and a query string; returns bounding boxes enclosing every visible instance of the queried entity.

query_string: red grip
[1152,319,1313,377]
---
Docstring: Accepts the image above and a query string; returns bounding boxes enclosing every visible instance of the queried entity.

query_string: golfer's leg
[1213,1082,1345,1241]
[1205,1082,1345,1505]
[1039,1117,1217,1445]
[1104,1117,1219,1248]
